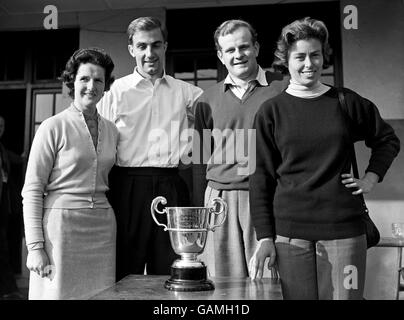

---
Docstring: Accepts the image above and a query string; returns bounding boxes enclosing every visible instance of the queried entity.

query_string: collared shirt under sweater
[192,69,288,206]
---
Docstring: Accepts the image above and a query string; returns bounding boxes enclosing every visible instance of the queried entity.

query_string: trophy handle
[151,196,168,231]
[208,197,227,232]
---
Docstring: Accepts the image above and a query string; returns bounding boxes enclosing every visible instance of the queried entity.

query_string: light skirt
[28,207,116,300]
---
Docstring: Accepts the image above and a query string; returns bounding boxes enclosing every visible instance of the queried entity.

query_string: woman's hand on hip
[26,249,51,278]
[248,238,276,280]
[341,172,379,195]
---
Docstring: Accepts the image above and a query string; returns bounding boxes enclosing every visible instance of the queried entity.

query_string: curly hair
[214,19,258,51]
[127,16,168,45]
[60,47,115,98]
[272,17,332,74]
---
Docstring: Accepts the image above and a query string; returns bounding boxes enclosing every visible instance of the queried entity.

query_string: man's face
[217,27,259,82]
[128,28,167,80]
[0,117,5,139]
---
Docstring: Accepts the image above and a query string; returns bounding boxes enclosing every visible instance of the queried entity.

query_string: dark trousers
[0,184,18,295]
[109,166,190,281]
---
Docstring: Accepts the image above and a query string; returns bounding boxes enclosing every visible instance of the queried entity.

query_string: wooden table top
[90,275,283,300]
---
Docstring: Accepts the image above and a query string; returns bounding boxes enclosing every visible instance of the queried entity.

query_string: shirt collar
[223,65,267,91]
[132,67,168,87]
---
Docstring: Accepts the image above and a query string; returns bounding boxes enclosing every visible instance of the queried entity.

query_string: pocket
[204,186,220,207]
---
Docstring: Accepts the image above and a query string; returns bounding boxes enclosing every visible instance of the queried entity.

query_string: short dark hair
[214,19,258,51]
[60,47,115,98]
[272,17,332,74]
[127,16,167,45]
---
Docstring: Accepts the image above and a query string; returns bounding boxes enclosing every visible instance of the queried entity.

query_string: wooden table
[376,237,404,300]
[90,275,283,300]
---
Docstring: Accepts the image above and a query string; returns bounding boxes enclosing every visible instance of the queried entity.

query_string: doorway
[0,89,25,274]
[0,90,26,155]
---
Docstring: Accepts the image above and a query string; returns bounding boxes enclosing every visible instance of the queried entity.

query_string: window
[32,90,66,135]
[0,33,26,81]
[32,29,79,82]
[171,52,220,90]
[0,29,79,83]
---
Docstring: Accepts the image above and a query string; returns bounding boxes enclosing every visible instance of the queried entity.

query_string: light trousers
[275,234,367,300]
[201,185,274,278]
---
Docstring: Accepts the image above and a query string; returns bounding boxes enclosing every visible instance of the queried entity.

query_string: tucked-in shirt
[250,87,400,241]
[22,104,119,246]
[97,68,203,167]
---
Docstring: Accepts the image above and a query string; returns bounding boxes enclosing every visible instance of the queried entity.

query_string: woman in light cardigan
[22,48,118,299]
[248,17,400,299]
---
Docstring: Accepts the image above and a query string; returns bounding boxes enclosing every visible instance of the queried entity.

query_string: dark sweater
[192,71,288,206]
[250,87,400,240]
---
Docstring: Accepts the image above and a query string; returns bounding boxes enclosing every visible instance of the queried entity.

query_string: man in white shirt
[97,17,203,280]
[192,19,288,278]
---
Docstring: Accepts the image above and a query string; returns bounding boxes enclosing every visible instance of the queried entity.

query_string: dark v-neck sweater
[250,87,400,241]
[192,71,288,206]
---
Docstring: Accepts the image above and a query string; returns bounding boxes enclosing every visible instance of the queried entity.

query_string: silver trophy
[151,196,227,291]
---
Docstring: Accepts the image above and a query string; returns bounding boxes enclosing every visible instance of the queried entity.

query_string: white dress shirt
[97,68,203,167]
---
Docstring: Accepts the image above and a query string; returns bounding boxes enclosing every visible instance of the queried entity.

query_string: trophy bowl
[151,196,227,291]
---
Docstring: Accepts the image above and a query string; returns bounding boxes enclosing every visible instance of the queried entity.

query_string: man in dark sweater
[192,19,288,277]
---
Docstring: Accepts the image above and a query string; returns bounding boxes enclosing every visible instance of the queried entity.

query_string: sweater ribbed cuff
[27,241,44,251]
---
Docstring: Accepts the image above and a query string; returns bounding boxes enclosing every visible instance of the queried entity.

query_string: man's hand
[248,238,276,280]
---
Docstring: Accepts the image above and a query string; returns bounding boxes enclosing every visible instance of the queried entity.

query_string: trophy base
[164,265,215,292]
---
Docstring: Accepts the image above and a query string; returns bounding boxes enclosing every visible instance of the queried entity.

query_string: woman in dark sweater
[248,17,400,299]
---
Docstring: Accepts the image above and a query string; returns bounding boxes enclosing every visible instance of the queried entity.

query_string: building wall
[340,0,404,299]
[341,0,404,119]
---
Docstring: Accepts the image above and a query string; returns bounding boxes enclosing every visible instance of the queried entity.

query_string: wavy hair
[272,17,332,74]
[214,19,258,51]
[127,16,168,45]
[60,47,115,98]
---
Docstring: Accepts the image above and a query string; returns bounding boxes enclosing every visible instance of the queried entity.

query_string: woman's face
[74,63,105,110]
[287,38,323,88]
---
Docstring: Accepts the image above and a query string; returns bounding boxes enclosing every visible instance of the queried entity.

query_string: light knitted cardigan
[22,104,118,248]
